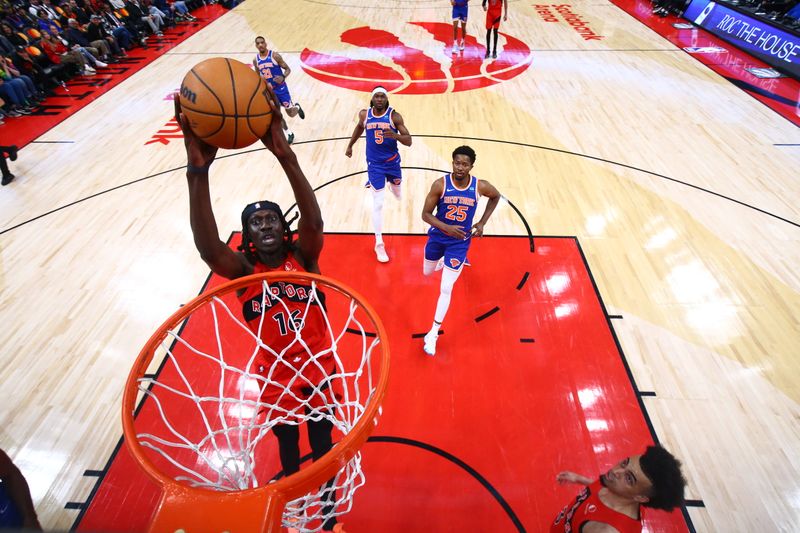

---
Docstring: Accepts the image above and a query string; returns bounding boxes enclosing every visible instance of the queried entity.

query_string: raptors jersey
[254,50,285,87]
[364,106,400,164]
[551,481,642,533]
[429,173,479,240]
[238,252,332,396]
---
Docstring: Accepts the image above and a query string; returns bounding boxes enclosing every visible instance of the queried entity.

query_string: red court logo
[300,23,532,95]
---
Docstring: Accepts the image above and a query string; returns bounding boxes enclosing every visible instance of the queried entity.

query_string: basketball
[178,58,273,149]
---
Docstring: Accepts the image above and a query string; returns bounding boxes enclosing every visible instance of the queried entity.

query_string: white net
[131,274,385,533]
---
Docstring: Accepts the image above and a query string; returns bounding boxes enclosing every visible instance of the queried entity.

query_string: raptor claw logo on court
[300,23,532,94]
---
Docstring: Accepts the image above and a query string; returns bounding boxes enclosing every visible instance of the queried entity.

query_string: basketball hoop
[122,272,389,533]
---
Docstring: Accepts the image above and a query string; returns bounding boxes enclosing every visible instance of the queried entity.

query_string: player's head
[601,446,686,511]
[452,145,476,164]
[238,200,294,262]
[370,86,389,111]
[254,36,268,54]
[451,145,476,180]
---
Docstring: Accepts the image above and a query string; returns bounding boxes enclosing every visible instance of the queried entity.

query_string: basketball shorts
[425,231,471,271]
[270,81,293,108]
[486,6,502,29]
[366,158,402,190]
[452,4,468,22]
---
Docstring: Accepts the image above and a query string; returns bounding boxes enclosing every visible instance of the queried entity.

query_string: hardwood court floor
[0,1,798,531]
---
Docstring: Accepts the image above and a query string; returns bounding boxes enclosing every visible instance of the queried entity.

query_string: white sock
[433,266,462,325]
[428,320,441,337]
[372,188,385,244]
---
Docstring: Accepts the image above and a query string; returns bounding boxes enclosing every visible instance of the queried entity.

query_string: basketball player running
[421,145,500,356]
[344,86,412,263]
[253,35,305,144]
[482,0,507,59]
[552,446,686,533]
[451,0,469,54]
[175,87,342,533]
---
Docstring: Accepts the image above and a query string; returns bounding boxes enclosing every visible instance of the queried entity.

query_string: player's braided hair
[238,200,295,264]
[639,445,687,511]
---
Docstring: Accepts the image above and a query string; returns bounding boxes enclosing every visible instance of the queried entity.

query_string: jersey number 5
[273,309,303,336]
[374,129,384,144]
[444,205,468,222]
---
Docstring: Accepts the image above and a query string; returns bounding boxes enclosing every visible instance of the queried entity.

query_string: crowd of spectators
[0,0,206,123]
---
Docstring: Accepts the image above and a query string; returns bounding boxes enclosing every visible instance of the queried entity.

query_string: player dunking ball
[451,0,469,54]
[552,446,686,533]
[345,86,412,263]
[421,146,500,356]
[176,86,342,533]
[253,35,305,144]
[482,0,507,59]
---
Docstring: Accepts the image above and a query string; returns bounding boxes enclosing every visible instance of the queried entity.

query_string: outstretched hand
[556,471,582,485]
[174,96,218,168]
[259,83,293,159]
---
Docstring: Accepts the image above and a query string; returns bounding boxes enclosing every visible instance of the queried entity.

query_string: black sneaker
[295,103,305,119]
[1,173,14,186]
[485,50,490,58]
[8,145,18,161]
[492,51,497,58]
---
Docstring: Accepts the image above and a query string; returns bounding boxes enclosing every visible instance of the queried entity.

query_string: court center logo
[300,23,532,94]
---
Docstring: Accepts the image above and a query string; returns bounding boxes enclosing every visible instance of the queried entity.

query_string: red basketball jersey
[551,481,642,533]
[238,252,332,400]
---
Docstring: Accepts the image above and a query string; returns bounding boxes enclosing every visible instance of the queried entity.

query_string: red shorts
[485,5,502,29]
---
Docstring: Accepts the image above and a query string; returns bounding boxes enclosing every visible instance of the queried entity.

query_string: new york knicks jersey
[254,50,285,86]
[430,173,479,240]
[364,106,400,164]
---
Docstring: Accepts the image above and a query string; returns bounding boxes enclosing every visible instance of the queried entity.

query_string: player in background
[482,0,507,59]
[451,0,469,54]
[345,86,412,263]
[253,35,305,144]
[421,145,500,356]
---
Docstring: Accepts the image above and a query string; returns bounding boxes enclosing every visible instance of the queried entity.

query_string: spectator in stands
[12,45,66,94]
[0,70,37,116]
[36,10,62,36]
[66,0,91,24]
[143,0,171,29]
[0,54,43,103]
[87,14,126,57]
[98,5,141,49]
[6,6,35,31]
[163,0,197,22]
[124,0,163,36]
[52,28,108,69]
[65,17,113,61]
[0,30,14,56]
[40,30,94,75]
[1,23,30,47]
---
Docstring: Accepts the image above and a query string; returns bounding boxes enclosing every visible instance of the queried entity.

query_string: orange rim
[122,272,390,532]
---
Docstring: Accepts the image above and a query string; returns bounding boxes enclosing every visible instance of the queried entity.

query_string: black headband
[240,200,283,228]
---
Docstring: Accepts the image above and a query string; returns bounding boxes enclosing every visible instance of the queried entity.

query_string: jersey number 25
[444,205,468,222]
